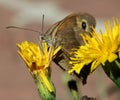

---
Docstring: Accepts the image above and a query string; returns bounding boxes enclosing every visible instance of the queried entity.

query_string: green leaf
[102,58,120,87]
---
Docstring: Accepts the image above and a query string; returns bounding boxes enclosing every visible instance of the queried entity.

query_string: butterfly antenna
[6,26,40,33]
[41,14,44,34]
[39,14,46,53]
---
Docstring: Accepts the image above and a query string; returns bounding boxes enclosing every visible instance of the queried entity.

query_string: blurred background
[0,0,120,100]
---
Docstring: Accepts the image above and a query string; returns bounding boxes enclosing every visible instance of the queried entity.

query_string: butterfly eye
[41,36,45,40]
[82,21,87,30]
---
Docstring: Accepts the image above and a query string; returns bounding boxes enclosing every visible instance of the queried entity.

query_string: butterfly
[40,13,96,84]
[7,13,96,84]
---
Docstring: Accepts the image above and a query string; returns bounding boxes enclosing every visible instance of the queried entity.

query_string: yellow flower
[17,41,61,92]
[68,19,120,74]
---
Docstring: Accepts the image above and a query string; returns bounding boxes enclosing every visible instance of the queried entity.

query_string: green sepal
[35,76,56,100]
[102,58,120,87]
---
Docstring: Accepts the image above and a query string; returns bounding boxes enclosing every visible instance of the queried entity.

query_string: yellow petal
[108,53,118,62]
[39,70,54,92]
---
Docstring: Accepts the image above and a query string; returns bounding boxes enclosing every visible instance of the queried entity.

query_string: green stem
[35,76,56,100]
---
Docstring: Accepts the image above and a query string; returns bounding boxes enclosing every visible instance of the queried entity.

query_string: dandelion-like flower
[68,20,120,75]
[17,41,61,92]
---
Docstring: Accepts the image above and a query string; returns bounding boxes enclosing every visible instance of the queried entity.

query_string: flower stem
[35,75,56,100]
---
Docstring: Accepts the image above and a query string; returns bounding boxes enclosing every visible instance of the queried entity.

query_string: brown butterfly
[40,13,96,84]
[7,13,96,84]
